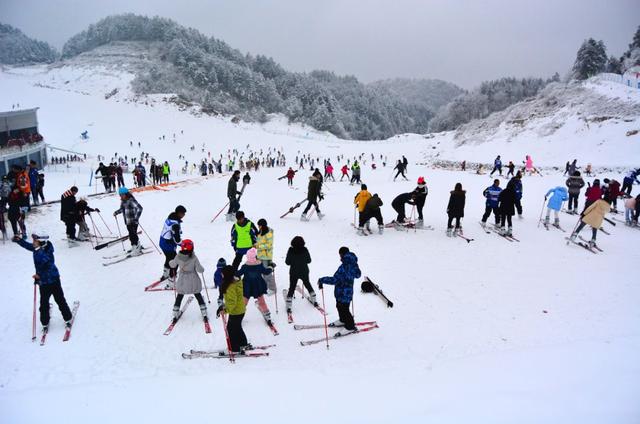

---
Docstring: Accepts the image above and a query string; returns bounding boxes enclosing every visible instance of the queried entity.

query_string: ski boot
[553,218,561,228]
[67,237,79,248]
[357,226,366,236]
[454,226,462,236]
[65,320,72,329]
[328,319,344,328]
[130,243,143,257]
[42,325,48,334]
[415,219,424,228]
[446,227,453,237]
[200,304,208,322]
[161,267,171,281]
[285,297,293,313]
[378,225,384,235]
[308,291,319,307]
[543,216,550,226]
[506,227,513,237]
[317,212,325,220]
[172,306,180,323]
[588,239,596,249]
[568,232,577,242]
[300,213,308,222]
[217,297,224,308]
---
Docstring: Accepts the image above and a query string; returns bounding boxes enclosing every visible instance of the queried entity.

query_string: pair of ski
[94,231,142,250]
[448,230,473,243]
[350,223,375,236]
[540,221,566,232]
[144,277,174,292]
[482,223,520,242]
[283,286,327,324]
[102,247,153,266]
[182,344,275,359]
[295,322,380,346]
[565,236,600,254]
[163,297,212,335]
[385,221,434,231]
[39,301,80,346]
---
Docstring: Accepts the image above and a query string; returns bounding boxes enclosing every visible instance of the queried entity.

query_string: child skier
[481,179,501,227]
[169,239,208,323]
[113,187,143,255]
[363,194,385,234]
[14,232,73,332]
[318,247,361,331]
[235,248,273,325]
[285,236,317,313]
[217,265,249,353]
[159,205,186,286]
[446,183,466,236]
[569,199,611,248]
[544,186,568,228]
[256,218,276,294]
[354,184,372,235]
[214,258,227,306]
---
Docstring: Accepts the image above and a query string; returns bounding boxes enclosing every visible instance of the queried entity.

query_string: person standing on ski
[354,184,372,235]
[391,192,415,224]
[350,161,361,185]
[113,187,143,255]
[584,179,602,211]
[544,186,568,227]
[446,183,466,236]
[513,172,523,217]
[413,177,428,225]
[75,197,100,241]
[256,218,276,294]
[565,171,585,214]
[226,171,242,221]
[285,236,317,313]
[569,198,610,249]
[14,232,73,332]
[490,155,502,177]
[340,165,349,182]
[235,248,273,325]
[169,239,208,323]
[217,265,249,353]
[301,173,324,221]
[159,205,186,284]
[230,210,258,270]
[481,179,501,228]
[602,178,622,213]
[402,155,409,173]
[60,186,79,243]
[497,178,518,236]
[318,247,361,331]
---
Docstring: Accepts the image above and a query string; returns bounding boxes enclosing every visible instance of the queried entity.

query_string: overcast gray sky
[1,0,638,88]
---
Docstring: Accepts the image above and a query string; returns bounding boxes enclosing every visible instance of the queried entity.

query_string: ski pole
[272,267,278,314]
[201,272,211,304]
[138,222,161,254]
[88,214,103,239]
[567,216,582,244]
[537,197,547,228]
[320,285,330,350]
[31,281,37,342]
[220,312,235,363]
[210,201,230,223]
[97,211,113,234]
[114,216,126,251]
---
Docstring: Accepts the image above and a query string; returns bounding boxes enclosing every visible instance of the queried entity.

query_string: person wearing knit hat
[235,247,274,325]
[214,258,227,307]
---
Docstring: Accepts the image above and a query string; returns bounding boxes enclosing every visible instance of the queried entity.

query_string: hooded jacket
[319,252,361,304]
[169,252,204,295]
[447,190,466,217]
[545,186,568,211]
[566,175,585,195]
[16,239,61,285]
[581,199,610,229]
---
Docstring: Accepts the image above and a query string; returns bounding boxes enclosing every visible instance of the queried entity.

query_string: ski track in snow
[1,66,640,423]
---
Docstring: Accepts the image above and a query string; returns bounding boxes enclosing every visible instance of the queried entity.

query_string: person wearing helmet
[169,239,208,324]
[159,205,186,285]
[412,177,428,226]
[13,232,73,333]
[113,187,144,256]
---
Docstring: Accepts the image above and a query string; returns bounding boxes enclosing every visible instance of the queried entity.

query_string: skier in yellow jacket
[354,184,372,235]
[569,198,610,249]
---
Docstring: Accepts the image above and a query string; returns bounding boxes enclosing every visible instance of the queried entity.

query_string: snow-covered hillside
[1,61,640,424]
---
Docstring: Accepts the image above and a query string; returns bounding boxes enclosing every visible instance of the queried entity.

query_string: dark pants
[363,209,384,226]
[39,282,72,326]
[287,274,314,298]
[174,293,205,308]
[515,198,522,215]
[621,179,632,196]
[287,177,293,186]
[447,215,461,228]
[117,175,125,187]
[232,248,249,271]
[575,222,598,240]
[163,249,177,277]
[392,202,406,222]
[36,187,44,202]
[302,199,320,214]
[415,203,424,220]
[127,223,139,245]
[583,199,595,212]
[227,313,248,352]
[227,196,240,215]
[336,301,355,330]
[102,177,109,191]
[500,214,513,228]
[163,174,169,183]
[64,218,76,239]
[394,170,406,179]
[482,205,499,224]
[568,193,579,210]
[490,166,502,176]
[31,190,39,205]
[350,174,360,184]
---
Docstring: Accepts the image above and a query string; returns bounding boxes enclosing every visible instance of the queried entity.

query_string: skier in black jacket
[60,186,79,242]
[301,173,324,221]
[363,194,384,234]
[284,236,317,312]
[226,171,242,221]
[446,183,466,236]
[391,192,415,224]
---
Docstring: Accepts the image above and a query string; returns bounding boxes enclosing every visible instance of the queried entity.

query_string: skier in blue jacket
[481,179,502,227]
[544,186,568,227]
[14,232,73,332]
[318,247,361,331]
[158,205,186,285]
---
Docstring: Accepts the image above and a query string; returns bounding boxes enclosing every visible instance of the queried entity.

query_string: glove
[544,196,548,200]
[319,193,324,201]
[113,211,117,217]
[95,208,100,213]
[270,262,276,268]
[216,305,224,317]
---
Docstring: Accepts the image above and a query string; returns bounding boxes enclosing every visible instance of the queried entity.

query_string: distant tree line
[0,23,57,65]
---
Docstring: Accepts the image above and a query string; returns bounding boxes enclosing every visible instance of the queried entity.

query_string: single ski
[182,351,269,359]
[102,247,152,260]
[164,296,193,335]
[39,327,48,346]
[102,248,153,266]
[300,324,379,346]
[578,236,604,252]
[144,277,168,291]
[280,198,307,219]
[599,227,611,235]
[94,231,142,250]
[190,344,275,355]
[565,237,597,254]
[62,301,80,342]
[295,286,326,315]
[455,232,474,243]
[294,321,377,330]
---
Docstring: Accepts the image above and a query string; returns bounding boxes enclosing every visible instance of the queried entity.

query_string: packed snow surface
[0,65,639,423]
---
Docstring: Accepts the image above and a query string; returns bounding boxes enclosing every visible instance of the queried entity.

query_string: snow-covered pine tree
[571,38,607,80]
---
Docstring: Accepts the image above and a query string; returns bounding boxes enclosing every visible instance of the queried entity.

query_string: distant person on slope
[497,178,518,236]
[393,160,408,181]
[490,155,502,177]
[446,183,466,237]
[354,184,372,235]
[226,171,243,222]
[340,165,350,182]
[60,186,79,245]
[481,179,502,228]
[301,172,324,221]
[285,236,317,313]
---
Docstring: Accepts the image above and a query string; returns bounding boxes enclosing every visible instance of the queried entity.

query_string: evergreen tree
[571,38,607,80]
[606,56,622,74]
